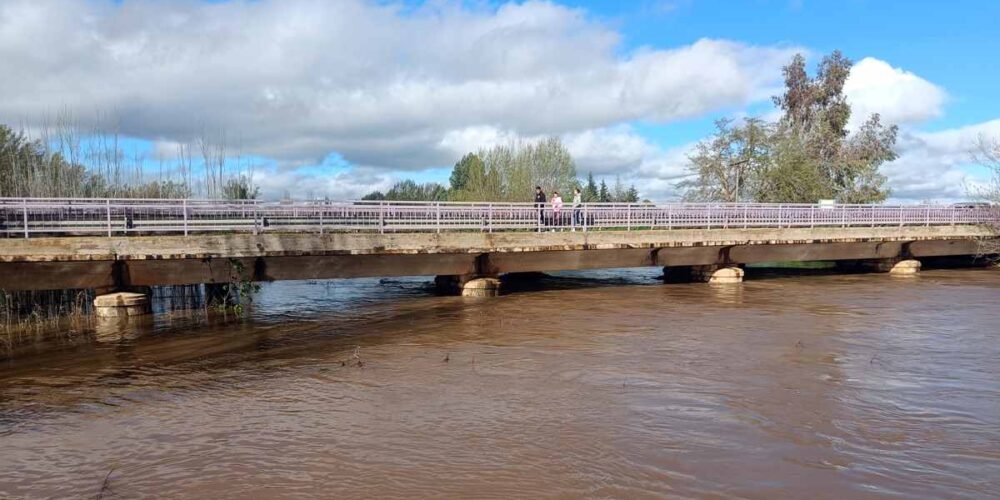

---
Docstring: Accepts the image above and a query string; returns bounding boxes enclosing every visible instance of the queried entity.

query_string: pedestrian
[572,187,582,230]
[534,186,547,227]
[551,191,563,230]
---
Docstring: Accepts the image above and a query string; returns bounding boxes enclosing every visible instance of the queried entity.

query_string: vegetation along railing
[0,198,996,238]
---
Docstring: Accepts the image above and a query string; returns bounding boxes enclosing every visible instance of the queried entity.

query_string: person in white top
[572,187,582,230]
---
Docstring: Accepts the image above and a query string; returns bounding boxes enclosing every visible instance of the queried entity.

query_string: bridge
[0,198,996,313]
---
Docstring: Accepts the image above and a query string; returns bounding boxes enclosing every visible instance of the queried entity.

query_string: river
[1,267,999,499]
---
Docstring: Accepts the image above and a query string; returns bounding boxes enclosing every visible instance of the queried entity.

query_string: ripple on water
[1,268,999,498]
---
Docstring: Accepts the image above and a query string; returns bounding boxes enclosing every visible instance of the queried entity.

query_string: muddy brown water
[1,268,999,499]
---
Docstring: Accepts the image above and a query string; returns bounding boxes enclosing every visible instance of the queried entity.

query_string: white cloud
[884,119,1000,202]
[844,57,947,130]
[0,0,798,173]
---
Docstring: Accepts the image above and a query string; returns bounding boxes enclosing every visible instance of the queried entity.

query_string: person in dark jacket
[534,186,547,227]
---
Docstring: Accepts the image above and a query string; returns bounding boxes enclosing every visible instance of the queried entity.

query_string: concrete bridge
[0,198,996,311]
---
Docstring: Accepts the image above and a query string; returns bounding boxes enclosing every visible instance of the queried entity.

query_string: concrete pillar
[94,291,151,318]
[662,265,744,284]
[435,274,502,297]
[889,259,921,275]
[692,265,745,284]
[860,258,921,275]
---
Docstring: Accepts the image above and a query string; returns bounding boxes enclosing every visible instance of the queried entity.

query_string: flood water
[1,267,999,499]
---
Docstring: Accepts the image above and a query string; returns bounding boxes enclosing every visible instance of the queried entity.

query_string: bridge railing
[0,198,995,238]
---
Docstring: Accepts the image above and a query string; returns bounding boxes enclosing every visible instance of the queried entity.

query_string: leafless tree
[971,133,1000,257]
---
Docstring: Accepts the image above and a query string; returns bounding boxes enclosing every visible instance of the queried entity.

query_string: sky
[1,0,998,201]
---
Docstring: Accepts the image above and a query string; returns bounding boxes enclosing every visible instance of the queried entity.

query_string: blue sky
[1,0,997,201]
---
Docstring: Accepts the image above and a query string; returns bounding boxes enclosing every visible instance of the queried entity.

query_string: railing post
[182,199,189,236]
[379,202,385,234]
[810,205,815,228]
[488,203,493,233]
[777,204,783,228]
[925,206,930,227]
[22,199,29,239]
[899,205,904,227]
[319,205,324,235]
[436,203,441,234]
[667,205,672,230]
[583,204,588,233]
[106,199,112,237]
[627,204,632,231]
[743,204,748,229]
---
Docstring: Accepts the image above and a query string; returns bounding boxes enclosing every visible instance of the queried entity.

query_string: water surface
[1,268,999,499]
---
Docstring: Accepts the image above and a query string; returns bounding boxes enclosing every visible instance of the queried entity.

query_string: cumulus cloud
[844,57,947,131]
[884,119,1000,202]
[0,0,797,173]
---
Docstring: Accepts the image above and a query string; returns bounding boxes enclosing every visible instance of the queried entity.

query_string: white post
[106,199,112,237]
[583,204,588,232]
[379,202,385,234]
[436,203,441,234]
[627,204,632,230]
[488,203,493,233]
[182,199,189,236]
[319,205,324,235]
[22,199,29,238]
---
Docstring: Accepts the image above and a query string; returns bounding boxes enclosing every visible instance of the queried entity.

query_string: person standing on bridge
[572,187,582,230]
[551,191,564,230]
[534,186,547,227]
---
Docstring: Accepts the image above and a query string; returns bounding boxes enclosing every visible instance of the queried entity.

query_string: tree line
[362,137,639,203]
[0,121,258,200]
[363,138,641,203]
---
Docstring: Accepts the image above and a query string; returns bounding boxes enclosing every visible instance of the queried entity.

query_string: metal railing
[0,198,996,238]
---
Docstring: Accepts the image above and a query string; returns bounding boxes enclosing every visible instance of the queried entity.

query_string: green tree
[449,153,484,192]
[449,137,577,202]
[680,50,896,204]
[362,180,448,201]
[764,50,894,203]
[598,179,610,202]
[625,185,639,203]
[679,118,771,202]
[583,172,599,201]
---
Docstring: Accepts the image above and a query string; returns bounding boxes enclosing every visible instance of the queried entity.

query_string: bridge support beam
[435,274,502,297]
[860,258,922,275]
[663,265,744,284]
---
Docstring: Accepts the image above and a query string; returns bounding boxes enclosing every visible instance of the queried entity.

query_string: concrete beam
[0,227,993,291]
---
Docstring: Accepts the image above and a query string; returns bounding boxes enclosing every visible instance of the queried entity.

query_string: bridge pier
[94,291,152,318]
[860,258,922,275]
[435,274,502,297]
[663,265,744,284]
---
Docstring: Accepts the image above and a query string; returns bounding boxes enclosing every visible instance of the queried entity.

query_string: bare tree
[971,134,1000,257]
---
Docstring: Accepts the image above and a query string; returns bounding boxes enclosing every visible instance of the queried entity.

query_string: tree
[362,180,448,201]
[763,50,893,203]
[598,179,610,202]
[972,134,1000,204]
[449,137,577,202]
[971,134,1000,257]
[681,50,896,204]
[449,153,484,192]
[625,185,639,203]
[680,118,771,202]
[222,174,260,200]
[583,172,599,202]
